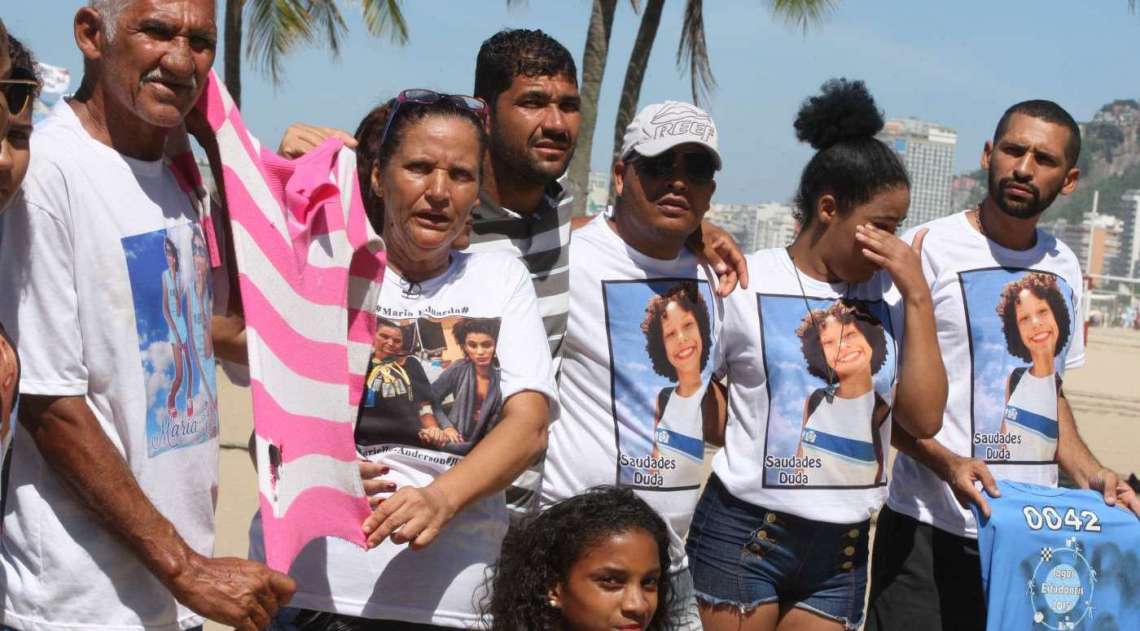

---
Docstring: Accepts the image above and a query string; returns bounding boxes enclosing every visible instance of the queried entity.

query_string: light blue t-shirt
[973,480,1140,631]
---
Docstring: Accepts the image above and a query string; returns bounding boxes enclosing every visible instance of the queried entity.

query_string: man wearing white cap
[540,101,725,630]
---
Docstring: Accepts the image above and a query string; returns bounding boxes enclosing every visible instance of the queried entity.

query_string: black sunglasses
[630,149,716,184]
[0,69,40,118]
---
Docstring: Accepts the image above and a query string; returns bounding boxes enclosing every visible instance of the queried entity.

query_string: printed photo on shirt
[355,315,503,457]
[122,223,219,457]
[604,279,715,491]
[959,268,1076,464]
[758,294,897,489]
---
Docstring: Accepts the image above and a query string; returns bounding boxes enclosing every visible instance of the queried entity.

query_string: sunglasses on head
[379,89,489,148]
[630,149,716,184]
[0,69,40,119]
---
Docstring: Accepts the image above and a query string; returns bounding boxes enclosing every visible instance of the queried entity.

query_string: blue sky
[6,1,1139,204]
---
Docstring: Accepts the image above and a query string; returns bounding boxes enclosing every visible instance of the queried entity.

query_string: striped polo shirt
[462,177,572,519]
[463,177,572,356]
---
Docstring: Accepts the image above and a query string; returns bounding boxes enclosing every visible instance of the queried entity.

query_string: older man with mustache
[0,2,293,630]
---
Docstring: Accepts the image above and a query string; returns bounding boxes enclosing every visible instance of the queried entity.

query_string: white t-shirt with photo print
[0,101,219,631]
[711,248,904,524]
[254,250,556,626]
[886,210,1085,539]
[541,215,722,574]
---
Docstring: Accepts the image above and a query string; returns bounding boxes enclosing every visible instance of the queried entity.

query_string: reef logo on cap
[649,103,716,143]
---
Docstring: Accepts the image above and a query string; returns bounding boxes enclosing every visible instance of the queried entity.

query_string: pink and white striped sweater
[193,72,383,572]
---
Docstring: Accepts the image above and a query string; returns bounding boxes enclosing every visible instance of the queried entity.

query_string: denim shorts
[685,475,871,630]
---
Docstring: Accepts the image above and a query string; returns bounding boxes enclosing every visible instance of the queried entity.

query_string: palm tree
[223,0,409,107]
[577,0,836,208]
[563,0,839,212]
[565,0,620,217]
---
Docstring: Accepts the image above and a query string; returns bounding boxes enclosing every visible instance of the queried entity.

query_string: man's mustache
[531,131,572,149]
[999,177,1039,199]
[141,68,198,90]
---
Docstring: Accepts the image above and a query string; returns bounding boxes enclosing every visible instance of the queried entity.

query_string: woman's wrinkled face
[375,115,481,263]
[554,530,661,631]
[1015,290,1059,358]
[818,315,873,382]
[660,301,702,377]
[463,332,496,368]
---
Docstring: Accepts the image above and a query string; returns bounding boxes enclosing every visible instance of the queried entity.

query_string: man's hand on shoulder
[688,220,749,297]
[168,553,296,631]
[278,123,357,159]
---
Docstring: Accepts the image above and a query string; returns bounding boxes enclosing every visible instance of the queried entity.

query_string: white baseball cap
[620,100,722,170]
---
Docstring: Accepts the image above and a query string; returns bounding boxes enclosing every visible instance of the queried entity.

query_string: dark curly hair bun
[790,78,908,226]
[794,78,884,151]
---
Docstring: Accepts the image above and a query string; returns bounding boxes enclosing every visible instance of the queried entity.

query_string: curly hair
[641,282,711,381]
[792,78,909,227]
[796,299,888,381]
[474,29,577,106]
[452,317,500,347]
[995,272,1071,362]
[485,486,674,631]
[7,36,41,100]
[353,96,488,230]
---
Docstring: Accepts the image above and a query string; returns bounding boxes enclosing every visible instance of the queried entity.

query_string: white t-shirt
[0,102,219,630]
[252,250,556,626]
[887,211,1085,539]
[541,216,722,573]
[711,248,903,524]
[1003,368,1059,461]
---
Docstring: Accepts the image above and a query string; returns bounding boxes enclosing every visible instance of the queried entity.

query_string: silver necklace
[788,251,845,404]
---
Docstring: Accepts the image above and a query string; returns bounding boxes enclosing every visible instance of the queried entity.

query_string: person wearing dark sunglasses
[0,35,40,214]
[0,33,40,491]
[0,19,10,148]
[0,21,18,522]
[0,70,37,120]
[541,100,727,631]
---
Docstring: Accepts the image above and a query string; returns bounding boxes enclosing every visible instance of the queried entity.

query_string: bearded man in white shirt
[866,99,1140,631]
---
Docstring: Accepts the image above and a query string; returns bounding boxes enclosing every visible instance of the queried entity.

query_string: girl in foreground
[489,486,674,631]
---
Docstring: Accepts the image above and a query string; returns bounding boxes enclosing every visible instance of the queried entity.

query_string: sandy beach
[205,326,1140,629]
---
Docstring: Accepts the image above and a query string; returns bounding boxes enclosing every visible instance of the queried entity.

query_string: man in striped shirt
[465,29,580,356]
